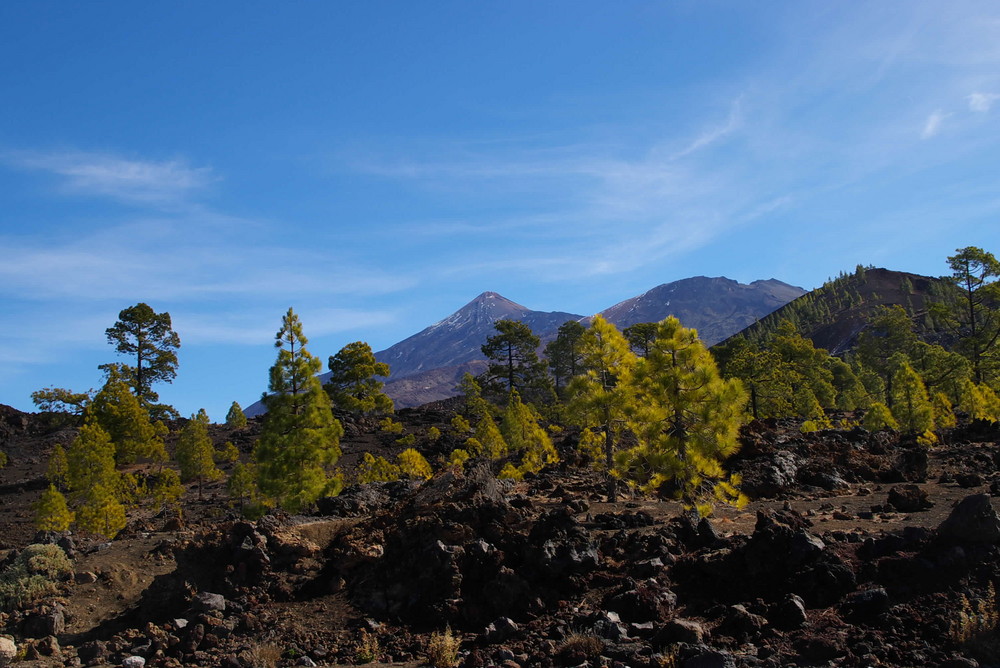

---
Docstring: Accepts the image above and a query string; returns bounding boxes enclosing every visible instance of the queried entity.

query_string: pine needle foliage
[175,409,222,498]
[622,317,749,510]
[254,308,344,513]
[34,485,73,532]
[225,401,248,429]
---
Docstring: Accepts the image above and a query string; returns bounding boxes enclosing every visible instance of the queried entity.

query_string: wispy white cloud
[173,307,397,346]
[671,98,743,159]
[921,110,948,139]
[968,92,1000,112]
[3,149,214,203]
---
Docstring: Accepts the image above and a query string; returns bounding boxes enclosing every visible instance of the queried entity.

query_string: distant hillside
[599,276,805,346]
[723,267,949,355]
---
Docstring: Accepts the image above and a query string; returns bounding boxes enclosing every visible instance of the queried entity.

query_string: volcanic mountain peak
[428,291,531,331]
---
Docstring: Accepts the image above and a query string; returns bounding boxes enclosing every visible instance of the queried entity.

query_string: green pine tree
[325,341,393,414]
[87,366,167,465]
[225,401,248,429]
[254,308,345,512]
[175,409,223,498]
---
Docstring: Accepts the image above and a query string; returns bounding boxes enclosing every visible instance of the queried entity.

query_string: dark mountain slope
[724,267,950,355]
[599,276,805,346]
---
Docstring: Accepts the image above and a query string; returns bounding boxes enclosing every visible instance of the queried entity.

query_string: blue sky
[2,1,999,420]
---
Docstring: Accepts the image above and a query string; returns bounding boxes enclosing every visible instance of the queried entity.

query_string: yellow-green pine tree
[34,484,74,532]
[397,448,433,480]
[624,317,748,511]
[890,360,935,437]
[565,315,637,501]
[356,452,400,484]
[46,444,69,490]
[499,390,558,475]
[67,422,128,537]
[75,483,127,538]
[864,402,899,431]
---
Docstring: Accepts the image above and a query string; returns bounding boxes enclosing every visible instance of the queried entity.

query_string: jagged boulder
[937,494,1000,544]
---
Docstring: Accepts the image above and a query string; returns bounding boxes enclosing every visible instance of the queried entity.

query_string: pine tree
[565,315,638,501]
[931,392,958,430]
[890,359,936,437]
[66,423,120,500]
[254,308,344,512]
[227,462,259,514]
[481,320,552,404]
[623,317,748,511]
[88,366,167,465]
[74,484,127,537]
[325,341,393,414]
[397,448,433,480]
[356,452,401,483]
[499,390,558,475]
[864,402,899,431]
[34,485,74,532]
[545,320,586,396]
[226,401,248,429]
[175,409,222,499]
[46,444,69,490]
[102,302,180,417]
[469,415,507,459]
[623,322,658,357]
[66,421,128,537]
[934,247,1000,385]
[148,468,184,513]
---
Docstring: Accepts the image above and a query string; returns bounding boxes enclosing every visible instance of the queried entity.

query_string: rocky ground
[1,403,999,667]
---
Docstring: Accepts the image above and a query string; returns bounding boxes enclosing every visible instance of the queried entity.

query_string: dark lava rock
[602,581,677,623]
[887,484,933,512]
[840,587,890,621]
[956,472,984,488]
[592,510,655,530]
[769,594,808,630]
[22,606,64,638]
[657,618,708,644]
[937,494,1000,543]
[77,641,108,666]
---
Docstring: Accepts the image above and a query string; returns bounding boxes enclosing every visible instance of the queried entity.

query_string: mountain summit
[377,292,583,380]
[599,276,805,346]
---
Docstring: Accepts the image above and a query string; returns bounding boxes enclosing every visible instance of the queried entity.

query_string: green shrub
[0,544,72,611]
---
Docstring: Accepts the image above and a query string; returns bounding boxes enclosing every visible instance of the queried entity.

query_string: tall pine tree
[254,308,344,512]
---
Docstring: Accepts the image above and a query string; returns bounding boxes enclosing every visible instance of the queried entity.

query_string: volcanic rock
[937,494,1000,543]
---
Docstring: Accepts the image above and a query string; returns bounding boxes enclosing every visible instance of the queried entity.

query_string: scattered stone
[483,617,518,644]
[0,637,16,667]
[937,494,1000,543]
[593,611,629,641]
[770,593,808,629]
[658,618,707,644]
[887,485,933,512]
[840,587,890,621]
[122,656,146,668]
[193,591,226,613]
[75,571,98,584]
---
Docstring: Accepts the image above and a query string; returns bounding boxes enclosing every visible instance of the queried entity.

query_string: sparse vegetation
[426,626,461,667]
[0,544,72,611]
